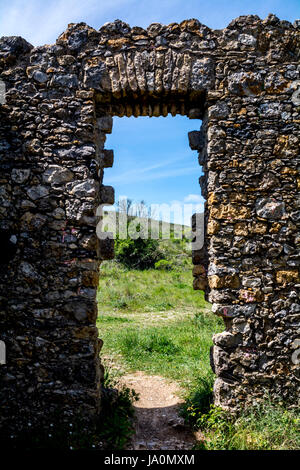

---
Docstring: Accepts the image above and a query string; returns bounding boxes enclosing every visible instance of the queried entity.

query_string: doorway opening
[96,113,223,450]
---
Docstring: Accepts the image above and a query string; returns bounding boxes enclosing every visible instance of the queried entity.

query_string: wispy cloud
[104,149,199,184]
[106,164,199,184]
[184,194,202,203]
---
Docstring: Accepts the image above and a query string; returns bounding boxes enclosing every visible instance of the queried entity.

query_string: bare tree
[133,200,148,218]
[116,197,133,215]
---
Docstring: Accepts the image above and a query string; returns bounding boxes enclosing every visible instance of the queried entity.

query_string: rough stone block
[98,237,115,260]
[100,185,115,205]
[99,149,114,168]
[97,116,113,134]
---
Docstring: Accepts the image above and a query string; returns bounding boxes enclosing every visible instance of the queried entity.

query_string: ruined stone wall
[0,14,299,440]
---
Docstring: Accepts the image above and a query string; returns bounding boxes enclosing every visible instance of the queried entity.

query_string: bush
[115,237,162,269]
[154,259,174,270]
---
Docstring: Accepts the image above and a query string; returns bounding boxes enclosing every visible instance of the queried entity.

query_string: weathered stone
[234,222,248,236]
[82,270,99,287]
[238,34,257,46]
[27,185,49,201]
[190,58,214,90]
[32,70,48,83]
[0,35,33,63]
[212,304,256,318]
[51,73,78,88]
[255,198,285,220]
[276,270,299,285]
[207,220,220,235]
[211,204,250,220]
[99,149,114,168]
[211,345,230,376]
[19,261,39,282]
[70,179,99,198]
[209,274,240,289]
[193,277,207,290]
[11,168,30,184]
[213,331,241,349]
[43,165,74,184]
[100,185,114,205]
[98,116,113,134]
[84,62,111,91]
[228,72,263,96]
[208,102,229,119]
[239,289,263,303]
[98,237,114,260]
[259,102,281,117]
[192,265,206,276]
[242,277,262,288]
[188,130,204,151]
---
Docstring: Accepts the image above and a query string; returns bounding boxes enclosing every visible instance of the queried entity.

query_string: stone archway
[0,14,299,439]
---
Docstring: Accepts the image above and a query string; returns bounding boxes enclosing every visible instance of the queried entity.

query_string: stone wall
[0,14,299,441]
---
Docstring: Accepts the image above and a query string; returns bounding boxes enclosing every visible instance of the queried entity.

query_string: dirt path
[121,371,201,450]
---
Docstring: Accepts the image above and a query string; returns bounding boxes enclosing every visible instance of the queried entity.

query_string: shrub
[115,237,162,269]
[154,259,174,270]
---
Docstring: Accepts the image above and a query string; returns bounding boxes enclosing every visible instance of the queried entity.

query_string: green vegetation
[191,402,300,450]
[114,223,192,270]
[97,261,205,314]
[97,229,300,450]
[98,363,139,450]
[97,260,222,392]
[102,313,222,391]
[115,237,162,269]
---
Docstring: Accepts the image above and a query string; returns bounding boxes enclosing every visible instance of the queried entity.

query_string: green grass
[97,260,300,450]
[97,261,223,391]
[113,316,221,391]
[97,261,206,314]
[194,403,300,450]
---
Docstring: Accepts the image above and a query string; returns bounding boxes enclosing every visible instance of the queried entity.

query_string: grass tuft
[193,402,300,450]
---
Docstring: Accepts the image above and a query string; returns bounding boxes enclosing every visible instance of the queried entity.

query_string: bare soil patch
[120,371,202,450]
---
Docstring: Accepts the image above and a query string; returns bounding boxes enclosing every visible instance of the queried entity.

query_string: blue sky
[1,0,299,224]
[0,0,299,46]
[105,116,203,224]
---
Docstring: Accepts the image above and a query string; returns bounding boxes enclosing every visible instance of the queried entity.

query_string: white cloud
[184,194,203,203]
[106,158,199,184]
[106,166,199,184]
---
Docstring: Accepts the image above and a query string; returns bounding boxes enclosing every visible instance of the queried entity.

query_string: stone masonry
[0,14,299,441]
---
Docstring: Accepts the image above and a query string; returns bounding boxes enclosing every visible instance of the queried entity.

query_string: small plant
[192,401,300,450]
[98,364,139,450]
[181,374,215,424]
[154,259,174,270]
